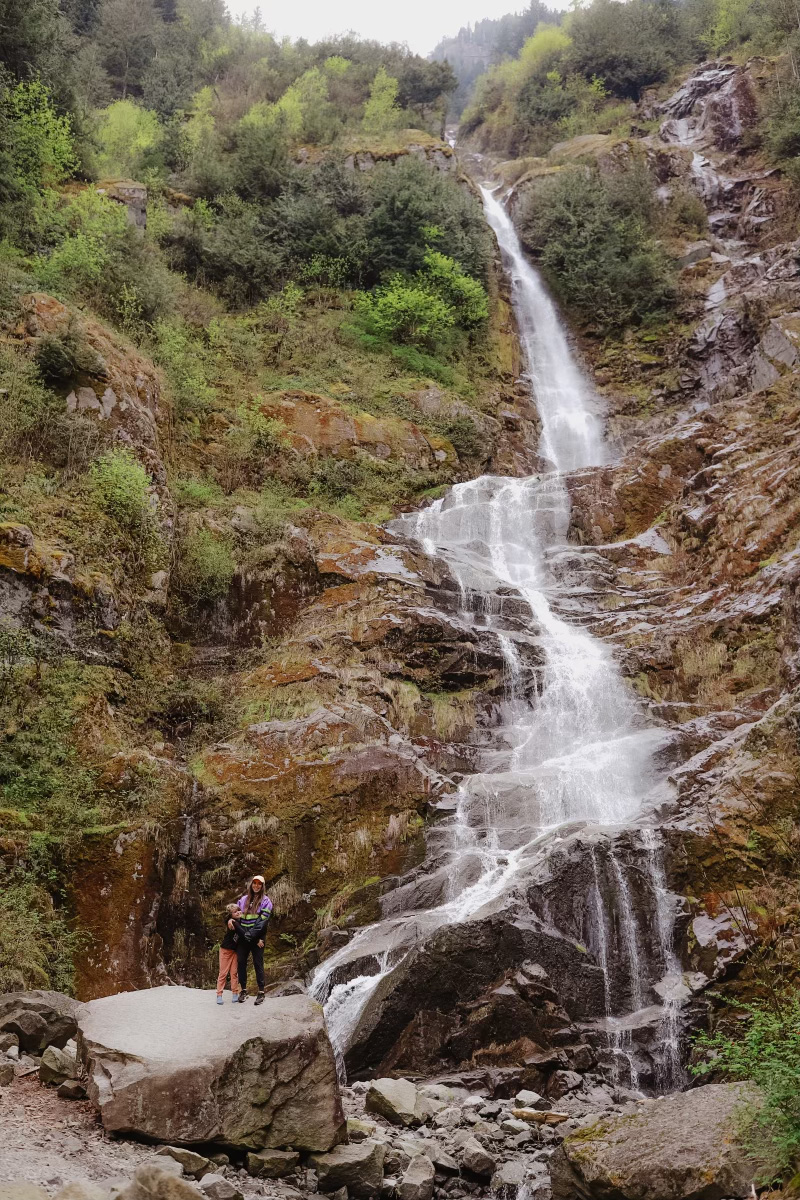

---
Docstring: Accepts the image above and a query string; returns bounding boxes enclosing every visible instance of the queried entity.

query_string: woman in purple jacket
[230,874,273,1005]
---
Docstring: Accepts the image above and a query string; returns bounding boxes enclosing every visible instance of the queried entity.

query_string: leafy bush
[566,0,687,99]
[172,475,224,509]
[765,84,800,161]
[150,318,217,418]
[35,327,103,385]
[89,447,158,553]
[96,98,164,178]
[355,279,455,348]
[0,878,82,993]
[693,995,800,1183]
[365,157,491,283]
[354,249,489,351]
[173,528,236,605]
[441,415,484,460]
[516,163,676,330]
[421,250,488,328]
[0,344,64,457]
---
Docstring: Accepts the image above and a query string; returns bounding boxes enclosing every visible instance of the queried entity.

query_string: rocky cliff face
[303,59,800,1088]
[3,64,797,1109]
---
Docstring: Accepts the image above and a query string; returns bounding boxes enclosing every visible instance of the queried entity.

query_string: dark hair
[245,880,262,914]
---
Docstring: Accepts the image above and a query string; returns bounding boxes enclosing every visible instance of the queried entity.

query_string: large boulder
[77,986,345,1150]
[550,1083,760,1200]
[0,991,85,1052]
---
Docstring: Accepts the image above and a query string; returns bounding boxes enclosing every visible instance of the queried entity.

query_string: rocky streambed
[0,989,758,1200]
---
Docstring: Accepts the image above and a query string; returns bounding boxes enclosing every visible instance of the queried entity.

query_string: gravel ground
[0,1076,151,1190]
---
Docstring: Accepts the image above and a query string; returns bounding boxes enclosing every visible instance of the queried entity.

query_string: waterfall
[311,184,683,1085]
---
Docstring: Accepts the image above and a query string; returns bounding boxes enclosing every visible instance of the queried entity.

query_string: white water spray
[312,186,681,1082]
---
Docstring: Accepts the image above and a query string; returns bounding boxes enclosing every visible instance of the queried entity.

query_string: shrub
[89,447,155,540]
[0,344,63,458]
[309,456,369,502]
[422,250,489,328]
[150,318,217,418]
[666,186,708,235]
[33,188,129,293]
[441,415,484,460]
[96,98,164,178]
[693,994,800,1183]
[35,327,103,385]
[516,164,676,330]
[172,475,224,509]
[355,278,455,348]
[0,878,82,993]
[173,528,235,605]
[765,85,800,161]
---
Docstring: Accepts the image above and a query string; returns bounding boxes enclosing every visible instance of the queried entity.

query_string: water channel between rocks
[311,183,689,1092]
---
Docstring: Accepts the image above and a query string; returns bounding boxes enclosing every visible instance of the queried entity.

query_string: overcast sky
[228,0,535,57]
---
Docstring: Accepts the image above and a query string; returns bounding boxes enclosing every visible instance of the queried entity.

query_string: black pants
[236,939,265,993]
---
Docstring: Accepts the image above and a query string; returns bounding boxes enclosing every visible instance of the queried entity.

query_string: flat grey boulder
[245,1148,300,1178]
[77,986,344,1151]
[197,1177,243,1200]
[308,1138,386,1198]
[550,1082,760,1200]
[365,1078,423,1127]
[156,1146,212,1178]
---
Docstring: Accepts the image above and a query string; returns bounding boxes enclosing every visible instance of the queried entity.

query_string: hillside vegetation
[462,0,800,159]
[0,0,534,993]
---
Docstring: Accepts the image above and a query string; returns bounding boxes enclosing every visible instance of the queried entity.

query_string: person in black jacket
[216,904,243,1004]
[231,875,273,1005]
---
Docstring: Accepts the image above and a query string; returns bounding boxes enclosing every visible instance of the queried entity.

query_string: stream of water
[311,184,684,1089]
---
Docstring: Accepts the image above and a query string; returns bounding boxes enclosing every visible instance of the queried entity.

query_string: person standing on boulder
[231,875,273,1006]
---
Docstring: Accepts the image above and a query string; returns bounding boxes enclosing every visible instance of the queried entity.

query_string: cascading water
[312,184,684,1089]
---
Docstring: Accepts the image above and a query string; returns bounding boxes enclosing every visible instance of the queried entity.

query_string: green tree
[96,98,163,176]
[3,80,76,190]
[96,0,163,97]
[517,163,675,329]
[566,0,686,99]
[366,157,490,283]
[355,278,455,348]
[362,66,401,133]
[0,0,69,82]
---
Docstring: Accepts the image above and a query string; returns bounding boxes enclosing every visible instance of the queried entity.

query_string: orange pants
[216,947,240,995]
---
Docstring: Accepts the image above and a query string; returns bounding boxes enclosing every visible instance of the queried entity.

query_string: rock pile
[0,1058,760,1200]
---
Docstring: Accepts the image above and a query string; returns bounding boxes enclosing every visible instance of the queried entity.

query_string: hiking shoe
[237,992,248,1003]
[254,992,265,1006]
[216,994,224,1005]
